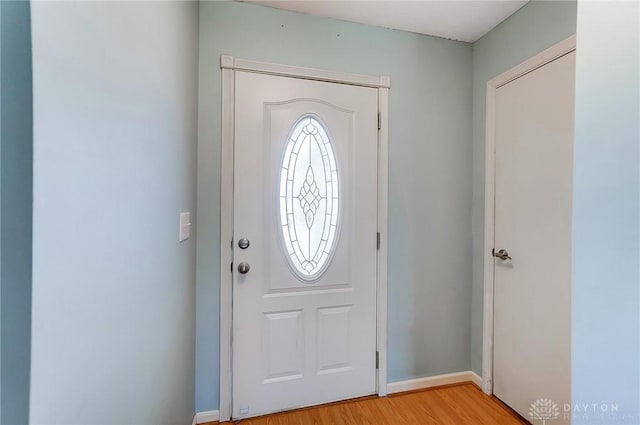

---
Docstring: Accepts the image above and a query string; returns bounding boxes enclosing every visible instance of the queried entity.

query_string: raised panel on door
[493,51,575,424]
[262,310,304,383]
[317,305,353,374]
[232,71,378,419]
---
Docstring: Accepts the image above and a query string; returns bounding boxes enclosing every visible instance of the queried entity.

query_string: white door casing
[219,57,390,421]
[491,51,575,422]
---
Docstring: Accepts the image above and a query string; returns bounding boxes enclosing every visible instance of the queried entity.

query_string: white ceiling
[240,0,529,43]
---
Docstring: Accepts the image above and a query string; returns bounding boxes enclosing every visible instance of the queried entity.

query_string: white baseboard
[471,371,482,388]
[387,371,482,394]
[194,410,220,424]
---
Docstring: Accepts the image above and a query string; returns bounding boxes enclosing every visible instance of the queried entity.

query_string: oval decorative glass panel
[279,115,340,280]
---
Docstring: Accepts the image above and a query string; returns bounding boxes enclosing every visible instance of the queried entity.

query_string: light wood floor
[207,383,527,425]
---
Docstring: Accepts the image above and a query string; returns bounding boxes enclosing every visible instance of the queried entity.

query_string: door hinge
[376,351,379,369]
[377,113,381,130]
[377,232,381,250]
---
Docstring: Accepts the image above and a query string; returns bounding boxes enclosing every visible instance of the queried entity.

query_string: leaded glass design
[279,115,340,280]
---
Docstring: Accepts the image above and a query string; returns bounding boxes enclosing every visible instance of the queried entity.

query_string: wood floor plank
[205,383,526,425]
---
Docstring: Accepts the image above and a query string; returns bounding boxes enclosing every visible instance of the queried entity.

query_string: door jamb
[481,35,576,395]
[219,55,390,421]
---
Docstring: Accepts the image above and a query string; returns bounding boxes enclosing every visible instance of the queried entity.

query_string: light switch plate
[179,212,191,242]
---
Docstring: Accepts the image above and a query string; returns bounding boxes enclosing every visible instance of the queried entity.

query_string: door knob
[493,249,512,261]
[237,262,251,274]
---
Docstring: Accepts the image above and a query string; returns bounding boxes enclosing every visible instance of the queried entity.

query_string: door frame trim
[220,56,391,89]
[481,35,576,396]
[219,55,390,421]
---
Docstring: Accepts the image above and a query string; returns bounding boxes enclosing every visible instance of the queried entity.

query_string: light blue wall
[196,1,473,412]
[0,2,33,424]
[29,2,199,423]
[572,1,640,422]
[0,0,2,413]
[470,0,577,375]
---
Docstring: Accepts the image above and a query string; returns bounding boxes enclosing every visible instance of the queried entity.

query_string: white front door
[232,71,379,419]
[493,51,575,423]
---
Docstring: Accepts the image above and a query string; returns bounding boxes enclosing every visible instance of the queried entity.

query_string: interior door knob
[493,249,512,261]
[237,262,251,274]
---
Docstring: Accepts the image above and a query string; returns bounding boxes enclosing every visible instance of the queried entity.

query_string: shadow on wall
[0,1,34,424]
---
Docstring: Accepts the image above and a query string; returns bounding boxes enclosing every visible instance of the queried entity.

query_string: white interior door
[493,51,575,423]
[232,71,379,419]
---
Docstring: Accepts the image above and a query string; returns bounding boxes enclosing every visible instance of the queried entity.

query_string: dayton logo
[529,398,560,424]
